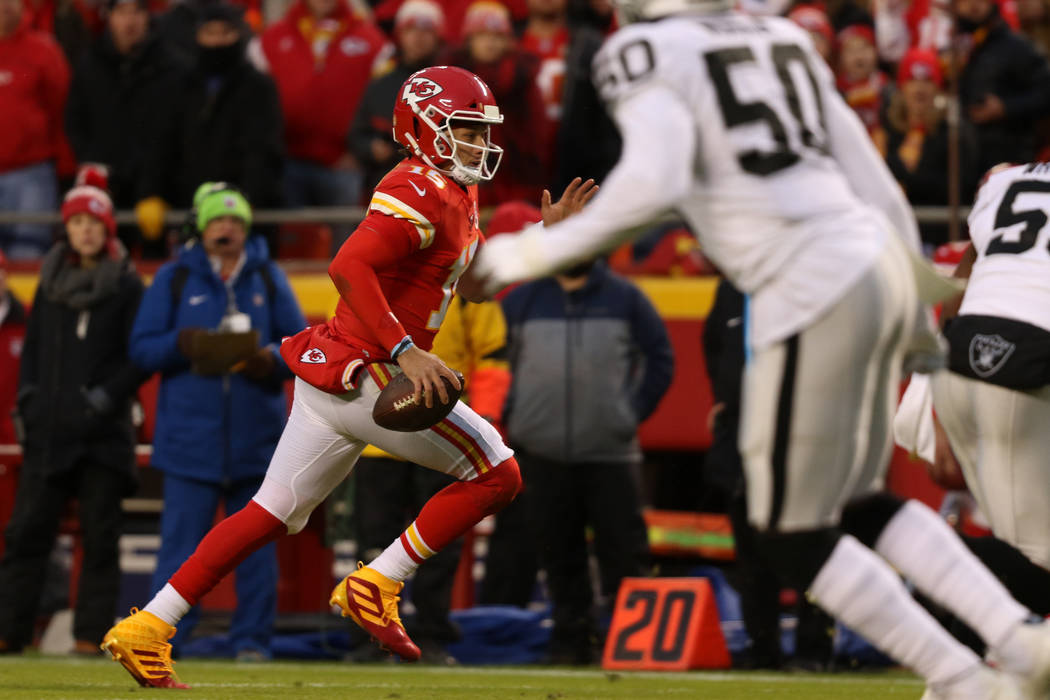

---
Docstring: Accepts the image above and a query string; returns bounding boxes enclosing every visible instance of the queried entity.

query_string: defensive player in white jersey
[469,2,1050,698]
[933,162,1050,573]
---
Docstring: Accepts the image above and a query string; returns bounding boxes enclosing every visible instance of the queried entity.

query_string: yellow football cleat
[330,563,420,661]
[100,608,188,689]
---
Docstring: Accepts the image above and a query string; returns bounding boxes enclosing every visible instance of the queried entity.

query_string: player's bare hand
[541,177,598,226]
[707,402,725,434]
[395,346,462,408]
[927,414,968,491]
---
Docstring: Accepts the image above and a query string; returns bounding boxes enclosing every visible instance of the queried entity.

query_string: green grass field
[0,657,925,700]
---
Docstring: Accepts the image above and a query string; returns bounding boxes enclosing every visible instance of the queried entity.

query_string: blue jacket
[130,237,307,483]
[501,262,674,464]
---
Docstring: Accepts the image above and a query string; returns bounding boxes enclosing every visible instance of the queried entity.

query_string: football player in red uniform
[100,65,595,687]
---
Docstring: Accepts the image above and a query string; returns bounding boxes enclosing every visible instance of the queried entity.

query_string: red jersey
[0,21,71,174]
[281,158,482,393]
[260,0,391,167]
[520,26,569,125]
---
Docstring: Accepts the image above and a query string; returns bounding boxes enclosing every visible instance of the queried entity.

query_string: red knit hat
[788,5,834,45]
[462,1,512,36]
[61,164,116,237]
[395,0,444,34]
[838,23,875,48]
[897,48,943,87]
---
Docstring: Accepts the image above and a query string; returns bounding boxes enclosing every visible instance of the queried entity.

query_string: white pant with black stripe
[932,371,1050,569]
[740,235,917,532]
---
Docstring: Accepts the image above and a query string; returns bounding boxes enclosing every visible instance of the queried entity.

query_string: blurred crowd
[3,0,1050,260]
[0,0,620,260]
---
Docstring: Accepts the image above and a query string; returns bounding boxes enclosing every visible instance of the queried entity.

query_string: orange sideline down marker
[602,577,731,671]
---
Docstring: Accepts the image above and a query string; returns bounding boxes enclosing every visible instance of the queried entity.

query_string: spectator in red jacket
[0,250,26,446]
[0,0,70,260]
[446,1,550,206]
[835,24,889,141]
[251,0,392,222]
[519,0,568,170]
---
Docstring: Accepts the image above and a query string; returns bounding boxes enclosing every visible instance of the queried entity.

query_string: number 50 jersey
[963,163,1050,333]
[593,14,894,347]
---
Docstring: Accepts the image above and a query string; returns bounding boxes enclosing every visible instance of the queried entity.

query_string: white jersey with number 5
[962,162,1050,332]
[591,14,917,347]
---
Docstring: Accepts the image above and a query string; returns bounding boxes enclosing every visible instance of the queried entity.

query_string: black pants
[709,417,832,668]
[480,456,538,608]
[511,452,648,661]
[0,458,126,648]
[353,456,461,643]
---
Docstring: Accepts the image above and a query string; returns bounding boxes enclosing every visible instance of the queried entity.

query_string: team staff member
[124,183,306,660]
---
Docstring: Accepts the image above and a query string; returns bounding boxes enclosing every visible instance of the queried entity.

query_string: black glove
[12,385,36,444]
[15,385,35,413]
[236,347,277,381]
[177,327,206,360]
[81,385,114,416]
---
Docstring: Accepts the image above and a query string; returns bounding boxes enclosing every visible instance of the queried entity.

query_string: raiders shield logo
[300,347,327,364]
[969,334,1015,378]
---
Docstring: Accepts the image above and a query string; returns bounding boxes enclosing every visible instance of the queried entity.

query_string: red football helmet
[393,66,504,186]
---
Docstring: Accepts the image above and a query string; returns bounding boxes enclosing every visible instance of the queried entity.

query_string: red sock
[411,458,521,553]
[168,500,286,606]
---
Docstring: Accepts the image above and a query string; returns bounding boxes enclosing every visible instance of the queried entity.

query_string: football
[372,371,465,432]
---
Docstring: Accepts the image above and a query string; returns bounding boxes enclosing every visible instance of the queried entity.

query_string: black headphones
[181,181,250,242]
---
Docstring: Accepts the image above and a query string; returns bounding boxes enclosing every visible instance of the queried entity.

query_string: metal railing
[0,205,970,227]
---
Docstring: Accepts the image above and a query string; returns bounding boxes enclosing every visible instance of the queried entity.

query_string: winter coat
[258,0,390,167]
[129,236,306,483]
[959,18,1050,174]
[883,114,980,246]
[501,262,674,464]
[17,248,145,483]
[347,61,421,194]
[0,22,70,174]
[554,24,621,191]
[65,31,188,207]
[143,53,284,208]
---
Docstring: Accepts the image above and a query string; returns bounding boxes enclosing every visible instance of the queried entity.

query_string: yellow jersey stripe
[370,192,436,249]
[341,359,364,391]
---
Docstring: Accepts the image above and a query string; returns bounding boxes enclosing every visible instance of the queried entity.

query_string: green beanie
[194,182,252,232]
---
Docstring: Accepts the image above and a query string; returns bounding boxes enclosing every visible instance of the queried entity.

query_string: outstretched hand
[541,177,598,227]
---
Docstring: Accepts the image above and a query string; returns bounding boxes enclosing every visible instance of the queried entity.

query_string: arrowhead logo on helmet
[402,77,444,103]
[392,66,505,187]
